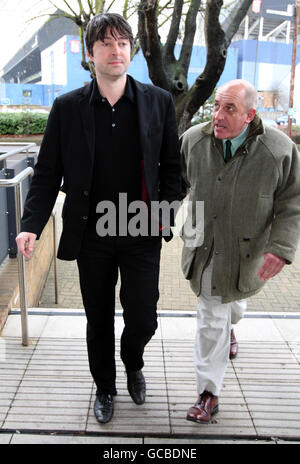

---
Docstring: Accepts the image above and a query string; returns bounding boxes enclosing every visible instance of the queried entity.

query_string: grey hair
[218,79,258,110]
[242,80,258,110]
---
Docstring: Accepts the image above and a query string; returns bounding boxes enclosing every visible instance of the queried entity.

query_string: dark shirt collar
[89,75,135,105]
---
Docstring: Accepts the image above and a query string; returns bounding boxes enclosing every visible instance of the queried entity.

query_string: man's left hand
[257,252,286,281]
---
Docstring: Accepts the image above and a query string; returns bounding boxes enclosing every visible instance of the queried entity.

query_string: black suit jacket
[21,75,181,260]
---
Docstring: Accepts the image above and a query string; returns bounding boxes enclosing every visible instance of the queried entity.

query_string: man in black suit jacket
[16,13,181,424]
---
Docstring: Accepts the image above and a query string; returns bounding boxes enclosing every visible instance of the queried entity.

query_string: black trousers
[77,234,162,395]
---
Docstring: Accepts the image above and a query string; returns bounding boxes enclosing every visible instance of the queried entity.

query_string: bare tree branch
[178,0,202,74]
[138,0,172,90]
[94,0,106,14]
[78,24,90,71]
[158,12,174,29]
[164,0,184,64]
[87,0,94,13]
[177,0,225,134]
[77,0,93,22]
[158,0,173,15]
[123,0,130,18]
[60,0,78,16]
[106,0,118,13]
[223,0,252,45]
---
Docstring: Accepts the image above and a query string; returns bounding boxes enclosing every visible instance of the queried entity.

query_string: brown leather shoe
[230,328,238,359]
[186,391,219,424]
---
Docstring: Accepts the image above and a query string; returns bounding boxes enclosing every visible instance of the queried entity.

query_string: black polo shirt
[86,76,142,235]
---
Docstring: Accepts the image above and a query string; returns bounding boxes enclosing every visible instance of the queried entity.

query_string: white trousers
[194,259,247,396]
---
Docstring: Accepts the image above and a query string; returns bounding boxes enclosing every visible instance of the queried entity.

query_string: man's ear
[87,50,94,62]
[246,108,256,123]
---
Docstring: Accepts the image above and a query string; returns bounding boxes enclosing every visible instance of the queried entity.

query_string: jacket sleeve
[21,98,63,239]
[265,143,300,263]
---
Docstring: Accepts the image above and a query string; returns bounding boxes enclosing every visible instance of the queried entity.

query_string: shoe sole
[186,405,219,424]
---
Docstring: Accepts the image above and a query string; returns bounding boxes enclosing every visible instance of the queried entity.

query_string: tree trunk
[138,0,252,135]
[177,0,252,134]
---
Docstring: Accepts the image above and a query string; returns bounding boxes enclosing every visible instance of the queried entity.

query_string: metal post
[288,1,299,138]
[14,182,29,346]
[52,212,59,305]
[1,167,58,344]
[0,163,34,346]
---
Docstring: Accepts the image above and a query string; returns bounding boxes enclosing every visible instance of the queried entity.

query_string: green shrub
[191,88,216,126]
[0,112,49,135]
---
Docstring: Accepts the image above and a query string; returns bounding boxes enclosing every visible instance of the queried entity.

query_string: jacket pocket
[255,194,274,235]
[238,230,270,293]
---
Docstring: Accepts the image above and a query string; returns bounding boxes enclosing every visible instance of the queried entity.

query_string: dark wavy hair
[85,13,134,55]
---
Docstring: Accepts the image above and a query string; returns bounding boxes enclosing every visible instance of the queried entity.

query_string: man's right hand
[15,232,37,260]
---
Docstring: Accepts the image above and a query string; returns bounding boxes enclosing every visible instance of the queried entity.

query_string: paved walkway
[40,239,300,312]
[1,309,300,444]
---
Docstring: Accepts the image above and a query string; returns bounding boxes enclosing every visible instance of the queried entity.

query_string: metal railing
[0,142,36,170]
[0,167,33,346]
[0,143,58,346]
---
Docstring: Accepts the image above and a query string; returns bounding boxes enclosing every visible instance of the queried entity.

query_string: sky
[0,0,53,69]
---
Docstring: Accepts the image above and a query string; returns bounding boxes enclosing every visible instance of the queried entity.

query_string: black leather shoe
[230,328,238,359]
[127,370,146,405]
[94,393,114,424]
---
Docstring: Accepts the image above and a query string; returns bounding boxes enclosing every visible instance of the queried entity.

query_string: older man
[180,79,300,424]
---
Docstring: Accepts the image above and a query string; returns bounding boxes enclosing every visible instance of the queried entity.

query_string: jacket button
[83,190,89,196]
[215,251,220,255]
[83,216,88,220]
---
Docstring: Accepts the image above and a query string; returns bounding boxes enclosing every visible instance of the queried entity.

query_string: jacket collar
[78,81,95,159]
[78,74,150,102]
[202,113,264,159]
[78,79,94,101]
[88,76,136,105]
[128,75,152,140]
[77,75,152,159]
